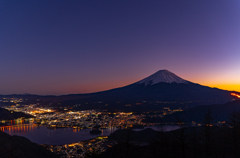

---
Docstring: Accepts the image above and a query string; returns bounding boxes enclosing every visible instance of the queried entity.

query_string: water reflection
[1,122,118,145]
[0,120,179,145]
[0,124,37,134]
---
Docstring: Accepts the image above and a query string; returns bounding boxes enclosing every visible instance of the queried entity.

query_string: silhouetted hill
[162,100,240,123]
[0,131,59,158]
[108,128,157,143]
[0,108,34,120]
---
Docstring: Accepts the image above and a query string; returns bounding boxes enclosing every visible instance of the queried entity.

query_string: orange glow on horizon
[208,84,240,92]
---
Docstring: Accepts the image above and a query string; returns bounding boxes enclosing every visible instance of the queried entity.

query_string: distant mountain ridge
[0,70,238,110]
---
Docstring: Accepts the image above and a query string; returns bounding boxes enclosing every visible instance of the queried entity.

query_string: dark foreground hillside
[87,108,240,158]
[0,131,59,158]
[88,126,239,158]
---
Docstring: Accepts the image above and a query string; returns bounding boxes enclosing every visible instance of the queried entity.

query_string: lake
[0,124,179,145]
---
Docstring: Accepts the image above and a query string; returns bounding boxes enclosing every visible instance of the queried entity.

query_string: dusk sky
[1,0,240,95]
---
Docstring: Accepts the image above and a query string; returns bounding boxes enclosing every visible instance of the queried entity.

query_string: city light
[231,93,240,98]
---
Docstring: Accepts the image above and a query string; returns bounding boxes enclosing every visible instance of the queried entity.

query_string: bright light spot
[231,93,240,98]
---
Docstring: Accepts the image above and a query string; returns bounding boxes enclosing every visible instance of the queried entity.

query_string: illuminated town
[0,97,185,157]
[4,104,146,129]
[43,136,117,158]
[0,93,239,158]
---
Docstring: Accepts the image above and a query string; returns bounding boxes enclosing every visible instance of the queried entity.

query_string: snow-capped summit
[137,70,188,85]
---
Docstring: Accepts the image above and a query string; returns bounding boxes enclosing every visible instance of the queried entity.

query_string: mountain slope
[86,70,234,103]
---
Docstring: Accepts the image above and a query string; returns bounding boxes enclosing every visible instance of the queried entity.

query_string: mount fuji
[54,70,236,110]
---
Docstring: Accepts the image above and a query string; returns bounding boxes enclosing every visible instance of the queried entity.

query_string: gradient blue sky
[1,0,240,95]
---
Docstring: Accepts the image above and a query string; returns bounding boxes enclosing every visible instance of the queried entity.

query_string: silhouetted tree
[203,109,214,158]
[227,110,240,157]
[175,118,187,158]
[189,126,198,158]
